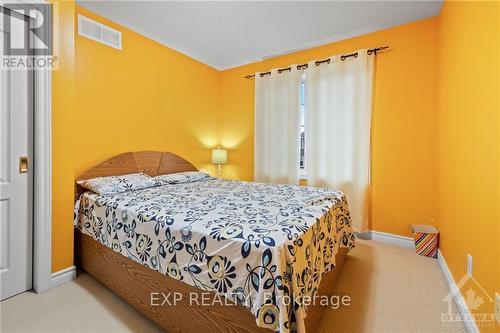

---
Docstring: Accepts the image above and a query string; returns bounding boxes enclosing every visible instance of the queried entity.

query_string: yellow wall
[51,0,76,272]
[219,18,439,236]
[74,6,220,176]
[436,1,500,327]
[52,5,220,272]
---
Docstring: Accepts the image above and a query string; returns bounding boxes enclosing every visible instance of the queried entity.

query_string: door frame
[6,0,53,293]
[32,9,52,293]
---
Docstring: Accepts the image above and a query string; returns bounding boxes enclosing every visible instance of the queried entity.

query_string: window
[300,79,306,175]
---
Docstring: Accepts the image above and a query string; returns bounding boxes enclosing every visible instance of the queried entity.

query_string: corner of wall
[51,0,76,273]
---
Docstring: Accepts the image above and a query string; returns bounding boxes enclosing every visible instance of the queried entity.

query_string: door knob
[19,156,28,173]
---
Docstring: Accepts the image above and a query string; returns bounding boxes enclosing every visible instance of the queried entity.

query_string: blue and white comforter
[74,178,355,333]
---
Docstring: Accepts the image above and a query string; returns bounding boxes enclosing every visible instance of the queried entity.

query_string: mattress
[74,177,355,333]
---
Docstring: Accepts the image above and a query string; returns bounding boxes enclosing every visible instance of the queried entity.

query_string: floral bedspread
[74,178,355,333]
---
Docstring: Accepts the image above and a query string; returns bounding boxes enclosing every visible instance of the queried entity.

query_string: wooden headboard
[75,151,197,200]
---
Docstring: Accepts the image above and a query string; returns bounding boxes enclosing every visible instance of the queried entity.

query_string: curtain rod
[244,46,389,79]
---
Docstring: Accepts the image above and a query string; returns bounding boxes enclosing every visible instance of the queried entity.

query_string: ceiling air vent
[78,14,122,50]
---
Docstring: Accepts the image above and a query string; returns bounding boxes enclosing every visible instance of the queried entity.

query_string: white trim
[31,0,53,293]
[437,249,479,333]
[357,230,415,248]
[50,266,76,289]
[32,64,52,292]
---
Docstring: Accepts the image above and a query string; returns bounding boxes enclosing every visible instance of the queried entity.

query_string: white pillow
[77,173,158,195]
[154,171,212,185]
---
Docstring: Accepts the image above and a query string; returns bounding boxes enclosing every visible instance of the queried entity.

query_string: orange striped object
[411,225,439,259]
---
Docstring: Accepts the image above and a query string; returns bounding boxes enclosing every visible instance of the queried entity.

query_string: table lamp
[211,147,227,177]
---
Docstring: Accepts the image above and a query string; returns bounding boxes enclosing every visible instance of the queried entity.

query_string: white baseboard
[50,265,76,289]
[437,249,479,333]
[357,230,415,248]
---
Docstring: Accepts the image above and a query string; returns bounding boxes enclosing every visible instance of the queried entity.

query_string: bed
[73,151,355,333]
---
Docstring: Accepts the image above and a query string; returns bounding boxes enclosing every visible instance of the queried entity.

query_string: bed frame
[74,151,349,333]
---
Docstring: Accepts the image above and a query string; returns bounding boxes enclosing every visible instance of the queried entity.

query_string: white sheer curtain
[254,67,302,184]
[305,49,374,232]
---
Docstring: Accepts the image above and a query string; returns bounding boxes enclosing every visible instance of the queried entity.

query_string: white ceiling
[77,0,443,70]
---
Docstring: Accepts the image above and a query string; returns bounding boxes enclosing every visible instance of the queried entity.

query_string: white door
[0,9,33,300]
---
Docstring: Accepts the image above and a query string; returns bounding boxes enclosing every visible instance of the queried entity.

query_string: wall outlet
[495,293,500,325]
[467,254,473,277]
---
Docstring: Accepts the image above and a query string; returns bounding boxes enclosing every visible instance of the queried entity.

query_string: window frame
[299,76,306,178]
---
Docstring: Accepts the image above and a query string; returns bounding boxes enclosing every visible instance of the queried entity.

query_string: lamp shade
[211,148,227,164]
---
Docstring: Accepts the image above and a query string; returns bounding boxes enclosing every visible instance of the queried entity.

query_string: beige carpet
[317,240,467,333]
[1,239,466,333]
